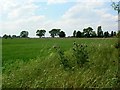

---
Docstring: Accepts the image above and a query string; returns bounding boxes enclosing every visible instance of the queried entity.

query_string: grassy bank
[2,38,119,88]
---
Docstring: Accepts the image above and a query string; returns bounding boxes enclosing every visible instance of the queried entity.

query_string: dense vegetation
[1,1,120,88]
[2,38,119,88]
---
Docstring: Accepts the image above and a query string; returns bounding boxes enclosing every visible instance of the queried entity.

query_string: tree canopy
[76,31,82,38]
[83,27,93,37]
[73,30,77,37]
[49,29,61,38]
[20,31,29,38]
[59,31,66,38]
[97,26,103,37]
[36,30,46,38]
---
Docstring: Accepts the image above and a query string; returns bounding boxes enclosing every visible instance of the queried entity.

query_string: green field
[2,38,119,88]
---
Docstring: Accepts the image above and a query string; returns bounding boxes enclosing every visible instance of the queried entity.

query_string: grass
[2,38,119,88]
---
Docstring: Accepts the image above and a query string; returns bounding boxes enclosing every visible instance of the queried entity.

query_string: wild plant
[53,42,89,70]
[114,40,120,49]
[72,42,89,67]
[53,45,71,70]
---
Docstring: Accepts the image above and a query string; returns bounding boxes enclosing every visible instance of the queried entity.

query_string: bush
[53,46,72,70]
[72,42,89,67]
[53,42,89,70]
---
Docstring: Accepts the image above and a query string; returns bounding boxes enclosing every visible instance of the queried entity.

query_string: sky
[0,0,119,37]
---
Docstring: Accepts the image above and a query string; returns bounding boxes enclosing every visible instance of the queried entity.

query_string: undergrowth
[54,42,89,70]
[2,38,119,88]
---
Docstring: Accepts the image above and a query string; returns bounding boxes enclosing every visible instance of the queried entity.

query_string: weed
[2,38,118,88]
[72,42,89,67]
[54,46,72,70]
[54,42,89,70]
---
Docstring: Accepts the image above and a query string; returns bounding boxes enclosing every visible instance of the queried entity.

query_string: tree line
[1,2,120,39]
[2,26,119,39]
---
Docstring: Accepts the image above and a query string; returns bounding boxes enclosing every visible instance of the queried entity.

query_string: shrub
[53,46,72,70]
[53,42,89,70]
[72,42,89,67]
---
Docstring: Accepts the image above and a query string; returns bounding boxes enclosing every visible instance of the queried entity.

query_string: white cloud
[8,4,38,20]
[0,0,118,37]
[47,0,68,5]
[0,0,47,37]
[52,1,118,36]
[1,15,46,36]
[0,0,39,21]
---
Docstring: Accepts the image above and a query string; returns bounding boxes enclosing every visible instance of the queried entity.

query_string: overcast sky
[0,0,119,37]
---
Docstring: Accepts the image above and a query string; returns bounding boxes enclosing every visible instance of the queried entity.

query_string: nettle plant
[72,42,89,67]
[53,45,72,70]
[53,42,89,70]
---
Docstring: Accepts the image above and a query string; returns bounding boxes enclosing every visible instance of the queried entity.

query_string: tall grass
[2,38,119,88]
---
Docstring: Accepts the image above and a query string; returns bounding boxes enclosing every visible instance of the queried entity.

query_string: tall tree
[76,31,81,38]
[73,30,76,37]
[12,35,17,38]
[113,31,117,36]
[49,29,61,38]
[83,27,93,37]
[36,30,46,38]
[91,31,97,37]
[3,34,8,39]
[97,26,103,37]
[8,35,12,38]
[3,34,12,39]
[111,31,114,37]
[20,31,29,38]
[59,31,66,37]
[104,31,109,38]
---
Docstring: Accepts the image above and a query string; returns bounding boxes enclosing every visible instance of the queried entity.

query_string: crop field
[2,38,119,88]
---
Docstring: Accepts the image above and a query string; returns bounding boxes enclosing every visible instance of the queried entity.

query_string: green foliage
[54,46,71,70]
[113,32,117,37]
[73,30,76,37]
[76,31,82,38]
[114,41,120,49]
[3,34,8,39]
[97,26,103,37]
[36,30,46,38]
[20,31,29,38]
[104,31,109,38]
[3,34,12,39]
[91,31,97,37]
[117,30,120,37]
[72,42,89,67]
[59,31,66,37]
[12,35,17,38]
[83,27,93,37]
[115,31,120,49]
[2,38,119,88]
[49,29,61,38]
[53,42,89,70]
[111,31,114,37]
